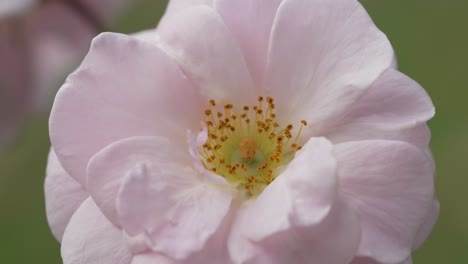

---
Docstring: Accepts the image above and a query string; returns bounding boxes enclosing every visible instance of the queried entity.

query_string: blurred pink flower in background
[0,0,130,146]
[45,0,439,263]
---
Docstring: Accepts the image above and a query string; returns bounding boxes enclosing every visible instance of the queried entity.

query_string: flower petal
[131,208,233,264]
[230,201,360,264]
[86,136,190,226]
[130,188,234,264]
[44,148,88,242]
[61,198,132,264]
[337,69,434,129]
[413,199,440,249]
[335,140,435,263]
[215,0,282,87]
[119,162,233,260]
[131,29,160,44]
[266,0,394,133]
[87,136,233,259]
[157,6,256,104]
[229,137,360,264]
[132,253,175,264]
[327,123,432,151]
[50,32,201,185]
[238,137,337,240]
[325,69,434,147]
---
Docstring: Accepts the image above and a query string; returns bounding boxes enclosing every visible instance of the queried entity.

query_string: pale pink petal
[215,0,282,87]
[131,207,233,264]
[135,192,234,264]
[123,232,148,254]
[132,253,175,264]
[118,162,232,259]
[413,199,440,249]
[186,128,229,185]
[61,198,132,264]
[87,136,233,260]
[335,140,435,263]
[237,138,337,240]
[86,136,190,226]
[266,0,394,134]
[157,6,256,104]
[50,32,201,185]
[325,69,434,147]
[337,69,434,129]
[327,123,432,151]
[230,200,360,264]
[120,165,232,259]
[45,148,88,242]
[179,204,234,264]
[131,29,160,44]
[229,137,360,264]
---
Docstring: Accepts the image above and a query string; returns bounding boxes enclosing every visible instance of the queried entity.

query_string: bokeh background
[0,0,466,263]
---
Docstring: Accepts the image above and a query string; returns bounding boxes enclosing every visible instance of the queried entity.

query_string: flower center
[199,96,307,197]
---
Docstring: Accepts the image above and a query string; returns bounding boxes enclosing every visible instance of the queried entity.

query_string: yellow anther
[200,96,306,197]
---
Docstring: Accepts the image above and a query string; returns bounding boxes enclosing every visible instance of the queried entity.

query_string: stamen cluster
[200,96,307,196]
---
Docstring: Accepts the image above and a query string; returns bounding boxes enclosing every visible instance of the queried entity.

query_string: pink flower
[45,0,439,263]
[0,0,129,146]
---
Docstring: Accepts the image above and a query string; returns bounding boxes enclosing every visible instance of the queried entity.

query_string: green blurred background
[0,0,466,263]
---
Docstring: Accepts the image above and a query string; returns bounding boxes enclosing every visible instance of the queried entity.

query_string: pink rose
[45,0,438,263]
[0,0,130,146]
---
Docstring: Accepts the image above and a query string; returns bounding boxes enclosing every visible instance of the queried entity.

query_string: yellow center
[200,96,307,197]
